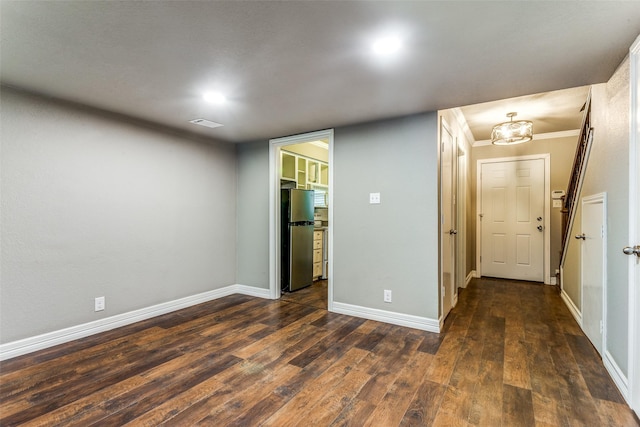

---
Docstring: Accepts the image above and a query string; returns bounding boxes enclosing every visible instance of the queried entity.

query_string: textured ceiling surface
[1,1,639,143]
[459,86,591,142]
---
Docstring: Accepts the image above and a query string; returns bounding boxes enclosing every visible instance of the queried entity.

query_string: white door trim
[476,154,551,284]
[627,34,640,412]
[269,129,334,310]
[439,117,456,317]
[457,139,468,289]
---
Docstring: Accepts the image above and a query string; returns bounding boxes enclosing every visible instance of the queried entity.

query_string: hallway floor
[0,278,637,425]
[440,277,637,426]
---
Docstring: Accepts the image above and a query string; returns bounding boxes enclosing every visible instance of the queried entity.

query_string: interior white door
[581,194,605,355]
[481,159,545,281]
[441,121,455,318]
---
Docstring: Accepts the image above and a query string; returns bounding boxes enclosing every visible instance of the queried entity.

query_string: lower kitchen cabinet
[313,230,323,280]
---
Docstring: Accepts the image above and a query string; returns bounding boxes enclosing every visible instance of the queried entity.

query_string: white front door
[480,159,545,282]
[441,120,456,318]
[581,194,606,355]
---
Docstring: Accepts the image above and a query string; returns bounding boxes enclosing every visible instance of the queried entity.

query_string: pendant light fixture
[491,112,533,145]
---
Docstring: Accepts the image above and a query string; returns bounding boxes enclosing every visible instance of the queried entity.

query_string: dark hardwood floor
[1,278,638,426]
[280,279,328,310]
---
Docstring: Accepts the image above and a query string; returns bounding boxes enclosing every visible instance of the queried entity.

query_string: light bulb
[203,91,227,104]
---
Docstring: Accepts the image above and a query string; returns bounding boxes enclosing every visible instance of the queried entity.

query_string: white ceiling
[459,85,591,143]
[1,1,639,143]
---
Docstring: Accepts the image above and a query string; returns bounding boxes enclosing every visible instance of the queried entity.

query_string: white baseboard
[549,276,557,286]
[332,302,440,333]
[0,284,270,361]
[604,350,630,404]
[560,289,582,326]
[464,270,476,287]
[233,284,272,299]
[557,273,629,404]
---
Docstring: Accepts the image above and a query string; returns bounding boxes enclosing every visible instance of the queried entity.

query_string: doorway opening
[269,129,334,311]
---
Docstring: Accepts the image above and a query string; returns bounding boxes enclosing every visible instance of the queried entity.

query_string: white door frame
[627,34,640,413]
[476,154,551,284]
[580,193,607,356]
[269,129,334,311]
[456,139,468,290]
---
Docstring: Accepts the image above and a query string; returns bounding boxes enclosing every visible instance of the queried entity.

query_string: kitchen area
[280,141,329,306]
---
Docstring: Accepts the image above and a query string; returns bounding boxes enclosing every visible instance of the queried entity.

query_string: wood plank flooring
[1,278,638,426]
[280,280,328,310]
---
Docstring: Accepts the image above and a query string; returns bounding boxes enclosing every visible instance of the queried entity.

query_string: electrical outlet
[383,289,392,303]
[95,296,105,312]
[369,192,381,204]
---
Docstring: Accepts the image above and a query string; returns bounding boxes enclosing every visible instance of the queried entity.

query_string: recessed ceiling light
[203,91,227,104]
[372,35,402,55]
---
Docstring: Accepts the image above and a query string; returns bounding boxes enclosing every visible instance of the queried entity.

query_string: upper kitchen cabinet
[306,160,329,187]
[281,151,296,183]
[320,163,328,186]
[280,150,329,192]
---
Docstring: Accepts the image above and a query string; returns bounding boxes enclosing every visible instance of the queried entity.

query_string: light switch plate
[553,200,562,208]
[369,192,381,204]
[95,296,105,312]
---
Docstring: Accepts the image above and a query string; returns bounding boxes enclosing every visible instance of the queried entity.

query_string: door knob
[449,229,457,235]
[575,234,586,240]
[623,245,640,257]
[537,225,544,232]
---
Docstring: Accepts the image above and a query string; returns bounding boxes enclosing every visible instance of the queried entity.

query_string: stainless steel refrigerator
[281,189,314,292]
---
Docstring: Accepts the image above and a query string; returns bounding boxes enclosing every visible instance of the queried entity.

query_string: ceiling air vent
[189,118,223,129]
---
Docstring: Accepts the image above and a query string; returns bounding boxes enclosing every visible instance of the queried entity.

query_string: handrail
[559,90,594,268]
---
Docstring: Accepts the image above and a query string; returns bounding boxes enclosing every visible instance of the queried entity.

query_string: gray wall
[564,58,630,374]
[235,141,270,288]
[471,136,579,276]
[1,88,237,343]
[333,113,440,320]
[235,113,440,321]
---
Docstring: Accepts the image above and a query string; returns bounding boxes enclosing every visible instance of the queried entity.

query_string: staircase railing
[560,90,594,268]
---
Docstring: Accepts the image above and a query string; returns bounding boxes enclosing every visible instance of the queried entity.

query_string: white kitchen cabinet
[296,159,307,189]
[280,150,328,195]
[313,261,322,279]
[281,151,296,183]
[320,163,329,186]
[313,230,324,280]
[313,238,322,250]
